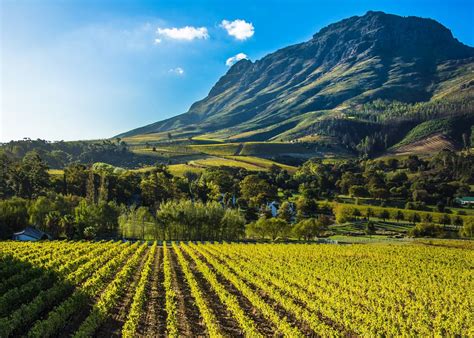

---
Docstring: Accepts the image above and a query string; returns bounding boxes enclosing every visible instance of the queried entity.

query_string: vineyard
[0,240,472,337]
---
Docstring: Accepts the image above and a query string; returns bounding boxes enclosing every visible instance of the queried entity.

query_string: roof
[458,197,474,202]
[13,227,51,239]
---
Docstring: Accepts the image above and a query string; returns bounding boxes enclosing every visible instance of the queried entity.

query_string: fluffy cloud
[225,52,248,66]
[220,19,254,40]
[156,26,209,41]
[169,67,185,75]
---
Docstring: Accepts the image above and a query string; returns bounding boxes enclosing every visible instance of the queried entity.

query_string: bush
[459,218,473,238]
[409,223,445,238]
[246,217,291,240]
[292,218,328,240]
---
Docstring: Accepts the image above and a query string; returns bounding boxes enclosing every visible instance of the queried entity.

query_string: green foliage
[459,218,473,238]
[119,200,245,241]
[0,139,160,169]
[0,198,29,239]
[292,218,328,240]
[409,223,445,238]
[246,217,291,240]
[240,175,277,208]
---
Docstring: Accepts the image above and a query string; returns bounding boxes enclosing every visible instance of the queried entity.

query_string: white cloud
[220,19,254,40]
[225,52,248,66]
[169,67,185,75]
[156,26,209,41]
[154,38,162,44]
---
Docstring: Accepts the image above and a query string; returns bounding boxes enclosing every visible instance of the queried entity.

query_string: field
[1,241,472,337]
[165,156,296,176]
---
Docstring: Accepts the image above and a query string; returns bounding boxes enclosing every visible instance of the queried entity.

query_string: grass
[191,157,263,171]
[191,141,319,157]
[225,156,297,172]
[191,136,225,143]
[168,164,204,176]
[190,143,241,156]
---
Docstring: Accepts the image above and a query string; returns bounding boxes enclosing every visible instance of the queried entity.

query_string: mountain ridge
[117,11,474,153]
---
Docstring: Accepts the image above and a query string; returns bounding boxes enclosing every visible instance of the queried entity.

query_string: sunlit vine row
[122,242,157,337]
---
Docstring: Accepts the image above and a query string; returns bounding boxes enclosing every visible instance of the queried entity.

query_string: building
[12,227,52,241]
[455,197,474,207]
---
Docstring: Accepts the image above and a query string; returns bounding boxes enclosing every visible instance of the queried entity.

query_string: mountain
[118,11,474,154]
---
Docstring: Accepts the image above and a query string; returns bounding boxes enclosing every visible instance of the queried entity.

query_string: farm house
[455,197,474,207]
[12,227,52,241]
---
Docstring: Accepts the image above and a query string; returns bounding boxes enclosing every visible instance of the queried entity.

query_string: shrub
[409,223,445,238]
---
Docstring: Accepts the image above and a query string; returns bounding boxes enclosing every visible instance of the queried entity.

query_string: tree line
[0,148,473,240]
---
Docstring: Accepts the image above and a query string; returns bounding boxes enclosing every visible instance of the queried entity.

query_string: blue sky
[1,0,473,142]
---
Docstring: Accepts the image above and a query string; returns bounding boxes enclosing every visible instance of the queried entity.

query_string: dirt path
[95,247,150,337]
[140,246,167,337]
[169,246,206,336]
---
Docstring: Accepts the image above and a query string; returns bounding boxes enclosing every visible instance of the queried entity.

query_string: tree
[0,198,29,239]
[8,152,50,198]
[453,216,463,227]
[349,185,369,198]
[221,209,246,240]
[370,188,389,200]
[295,196,317,221]
[292,218,328,240]
[278,201,294,223]
[74,199,120,239]
[265,218,292,240]
[246,220,266,240]
[86,169,96,204]
[379,210,389,221]
[409,223,444,238]
[395,210,405,223]
[44,211,62,238]
[366,208,374,221]
[439,214,451,226]
[409,212,421,224]
[459,218,473,237]
[352,208,362,219]
[462,132,469,149]
[60,214,76,239]
[98,173,109,203]
[423,213,433,223]
[64,164,88,196]
[156,200,242,241]
[140,170,180,207]
[334,204,353,224]
[246,217,291,241]
[365,221,376,235]
[136,206,154,240]
[412,189,429,203]
[28,196,55,229]
[240,175,276,208]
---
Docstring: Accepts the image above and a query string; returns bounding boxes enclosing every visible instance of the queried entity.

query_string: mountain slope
[118,11,474,150]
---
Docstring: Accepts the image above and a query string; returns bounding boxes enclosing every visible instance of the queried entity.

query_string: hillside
[118,11,474,157]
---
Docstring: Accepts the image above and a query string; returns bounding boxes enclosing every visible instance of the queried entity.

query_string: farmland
[1,240,472,337]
